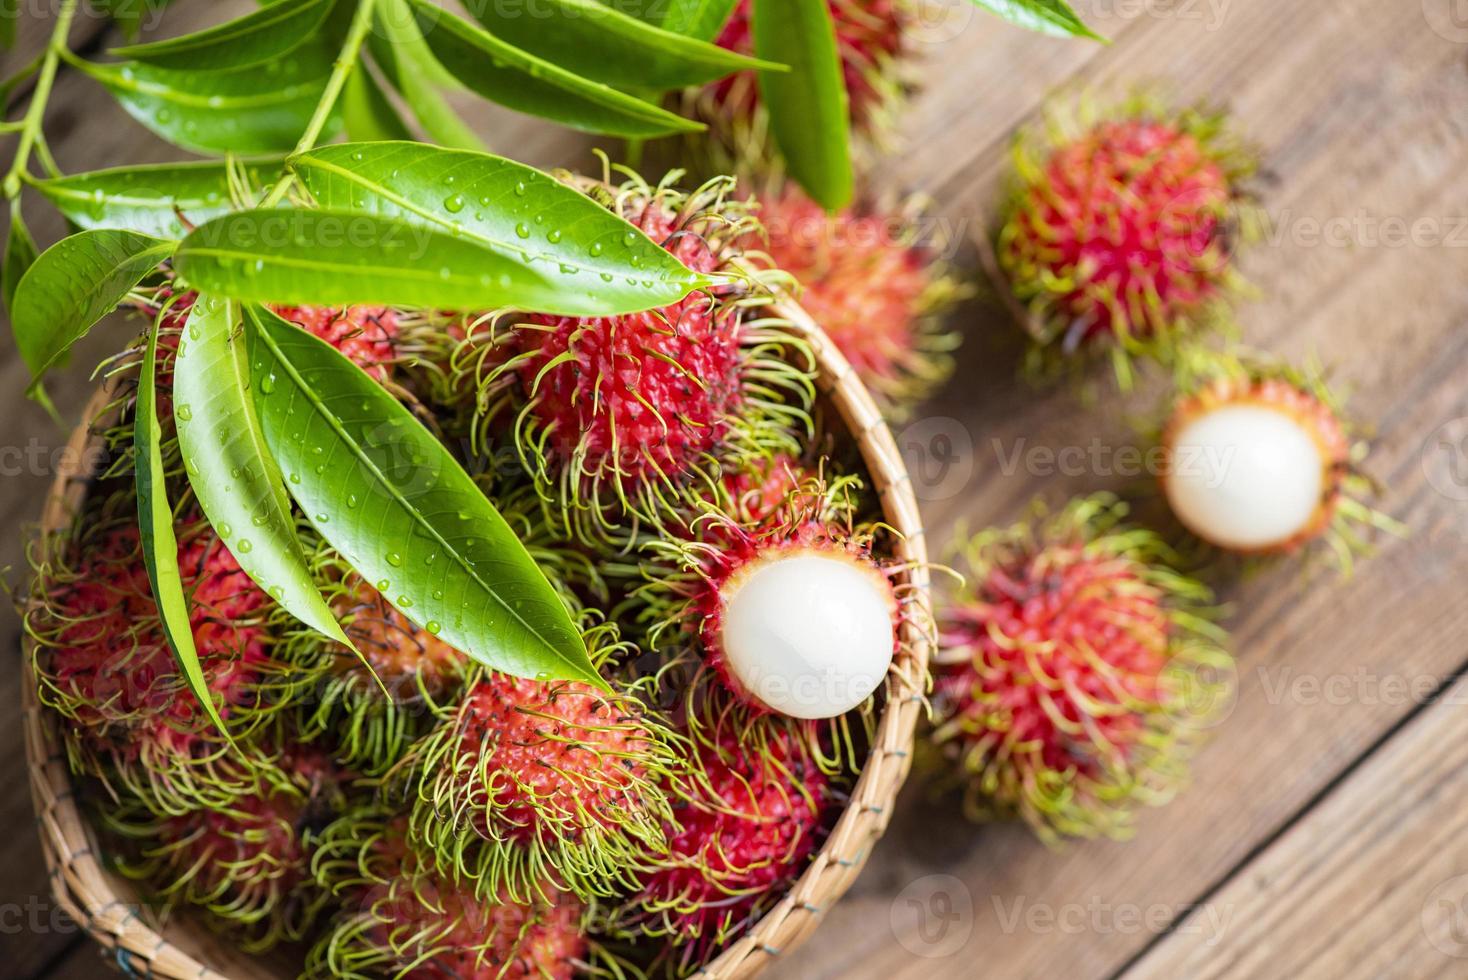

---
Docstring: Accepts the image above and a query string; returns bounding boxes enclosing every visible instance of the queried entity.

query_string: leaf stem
[259,0,379,208]
[3,0,78,200]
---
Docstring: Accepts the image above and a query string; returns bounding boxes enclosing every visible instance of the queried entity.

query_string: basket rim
[22,296,932,980]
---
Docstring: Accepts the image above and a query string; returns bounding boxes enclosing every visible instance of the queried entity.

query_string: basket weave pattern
[23,302,932,979]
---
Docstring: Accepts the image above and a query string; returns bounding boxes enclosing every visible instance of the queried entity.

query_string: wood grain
[8,0,1468,978]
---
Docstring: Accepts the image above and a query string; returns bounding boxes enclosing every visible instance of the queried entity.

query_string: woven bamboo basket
[23,295,932,980]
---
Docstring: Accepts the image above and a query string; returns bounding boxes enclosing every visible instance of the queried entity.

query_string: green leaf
[752,0,853,211]
[409,0,703,138]
[369,0,485,151]
[135,310,235,743]
[11,229,175,389]
[601,0,740,41]
[2,206,37,314]
[175,208,621,315]
[73,55,340,155]
[291,142,708,316]
[245,304,602,688]
[108,0,333,72]
[31,160,283,239]
[341,65,413,142]
[173,295,359,653]
[462,0,777,90]
[967,0,1103,40]
[88,0,176,40]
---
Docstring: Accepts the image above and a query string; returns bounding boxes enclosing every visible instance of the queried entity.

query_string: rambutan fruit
[27,510,281,814]
[310,809,587,979]
[686,0,912,174]
[632,468,916,727]
[267,303,400,382]
[993,97,1256,386]
[442,170,813,544]
[396,621,683,904]
[753,186,965,415]
[929,494,1234,843]
[280,489,607,776]
[105,744,350,953]
[609,722,832,969]
[1158,351,1402,568]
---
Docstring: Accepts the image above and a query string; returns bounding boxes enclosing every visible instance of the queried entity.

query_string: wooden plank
[764,1,1468,977]
[1123,673,1468,980]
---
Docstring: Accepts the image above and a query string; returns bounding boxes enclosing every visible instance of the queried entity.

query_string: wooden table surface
[5,2,1468,978]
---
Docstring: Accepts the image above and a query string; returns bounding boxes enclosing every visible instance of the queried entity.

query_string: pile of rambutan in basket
[5,0,1407,977]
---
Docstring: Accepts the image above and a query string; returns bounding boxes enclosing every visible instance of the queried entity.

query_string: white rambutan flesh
[719,550,895,719]
[1163,403,1326,551]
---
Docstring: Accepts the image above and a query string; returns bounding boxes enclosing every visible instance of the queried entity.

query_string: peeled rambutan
[397,623,682,903]
[633,468,913,726]
[689,0,911,172]
[610,722,831,968]
[445,172,812,542]
[310,809,586,980]
[1158,351,1401,567]
[106,744,348,952]
[994,98,1255,385]
[754,187,964,415]
[929,494,1234,842]
[28,512,280,813]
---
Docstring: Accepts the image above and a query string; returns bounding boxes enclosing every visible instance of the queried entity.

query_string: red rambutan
[929,494,1234,842]
[447,172,812,542]
[399,623,682,903]
[633,469,913,727]
[755,186,965,414]
[610,723,831,968]
[107,744,348,952]
[268,303,400,381]
[28,513,280,813]
[1158,351,1402,567]
[994,98,1255,385]
[689,0,911,173]
[310,810,586,980]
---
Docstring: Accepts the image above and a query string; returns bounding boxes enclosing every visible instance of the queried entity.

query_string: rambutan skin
[612,724,830,962]
[310,811,587,980]
[513,203,743,491]
[711,0,908,134]
[996,102,1254,373]
[929,496,1233,842]
[756,188,962,412]
[29,518,277,807]
[269,304,400,381]
[403,665,679,902]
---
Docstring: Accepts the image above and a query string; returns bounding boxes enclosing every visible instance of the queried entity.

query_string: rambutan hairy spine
[929,494,1235,843]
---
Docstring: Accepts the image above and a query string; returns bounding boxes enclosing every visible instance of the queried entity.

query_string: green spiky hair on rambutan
[423,165,814,546]
[625,463,926,776]
[390,617,685,905]
[26,498,285,815]
[102,742,351,953]
[991,94,1258,388]
[679,0,914,178]
[276,485,606,777]
[929,494,1235,844]
[1158,347,1404,573]
[606,713,834,972]
[309,807,588,980]
[751,184,968,417]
